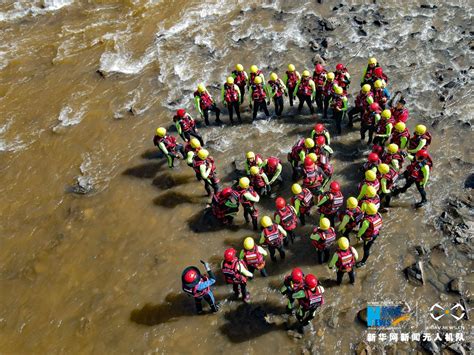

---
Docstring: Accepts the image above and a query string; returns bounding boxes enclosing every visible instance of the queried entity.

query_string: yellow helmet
[365,185,377,198]
[415,124,427,135]
[190,138,201,149]
[246,151,255,160]
[235,63,244,71]
[334,86,343,95]
[197,149,209,160]
[319,217,331,231]
[347,197,358,209]
[338,237,350,250]
[250,65,258,74]
[378,163,390,175]
[270,72,278,81]
[327,72,335,81]
[304,138,315,149]
[156,127,166,137]
[261,216,272,228]
[291,183,302,195]
[288,64,295,72]
[365,170,377,182]
[239,177,250,189]
[226,76,234,85]
[374,80,383,89]
[381,109,391,119]
[368,57,377,65]
[302,70,310,77]
[362,84,371,93]
[365,202,378,215]
[387,143,398,154]
[243,237,255,250]
[308,152,318,162]
[198,84,206,93]
[395,122,406,133]
[254,76,262,84]
[250,166,260,176]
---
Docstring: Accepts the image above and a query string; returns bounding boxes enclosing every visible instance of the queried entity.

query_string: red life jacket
[363,160,381,172]
[182,276,210,298]
[362,213,383,240]
[264,156,281,177]
[335,70,349,88]
[374,89,388,105]
[251,83,266,102]
[318,191,344,215]
[323,80,334,97]
[268,80,284,97]
[224,83,239,103]
[391,107,409,123]
[283,275,305,292]
[375,118,395,135]
[238,186,258,207]
[331,94,345,110]
[222,259,246,284]
[262,224,284,247]
[390,129,410,148]
[250,172,266,188]
[249,70,263,85]
[380,168,399,190]
[313,71,327,88]
[176,114,195,132]
[406,156,433,182]
[355,91,373,109]
[362,110,379,125]
[298,77,313,96]
[358,179,380,193]
[360,195,380,210]
[311,227,336,250]
[317,159,334,177]
[243,247,265,268]
[303,165,322,189]
[192,157,216,179]
[298,287,324,310]
[274,206,297,231]
[408,132,432,150]
[232,70,247,86]
[155,135,177,151]
[340,206,364,230]
[194,90,213,110]
[290,138,306,161]
[286,71,299,88]
[336,248,355,271]
[363,65,379,83]
[381,152,404,170]
[291,188,314,213]
[211,191,229,219]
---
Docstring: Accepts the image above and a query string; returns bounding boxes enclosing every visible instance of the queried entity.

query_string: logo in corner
[430,303,465,321]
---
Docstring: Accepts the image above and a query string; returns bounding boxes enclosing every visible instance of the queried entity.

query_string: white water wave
[0,0,73,23]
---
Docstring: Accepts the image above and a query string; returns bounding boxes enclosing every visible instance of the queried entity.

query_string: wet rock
[465,174,474,188]
[448,343,467,355]
[354,16,366,25]
[287,329,303,339]
[443,80,456,88]
[358,27,367,36]
[414,245,430,257]
[355,341,372,355]
[357,308,367,325]
[419,337,440,354]
[420,4,438,9]
[319,18,335,31]
[404,261,424,285]
[309,40,320,52]
[321,38,330,48]
[311,54,326,66]
[66,183,94,195]
[96,69,106,78]
[446,278,462,295]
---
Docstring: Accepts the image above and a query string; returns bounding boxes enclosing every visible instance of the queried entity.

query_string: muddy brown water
[0,0,473,353]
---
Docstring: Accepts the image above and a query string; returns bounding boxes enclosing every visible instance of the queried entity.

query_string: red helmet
[267,157,278,168]
[224,248,236,262]
[316,136,325,146]
[275,197,286,210]
[368,152,379,163]
[183,269,198,283]
[369,102,380,112]
[330,181,340,192]
[374,67,383,77]
[305,274,318,288]
[291,268,304,283]
[177,109,186,117]
[416,150,429,159]
[314,123,324,133]
[304,156,314,167]
[315,64,323,74]
[336,63,344,71]
[221,187,233,198]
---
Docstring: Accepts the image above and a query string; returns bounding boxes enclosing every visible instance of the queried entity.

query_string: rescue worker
[310,217,337,264]
[381,143,404,172]
[372,67,389,86]
[334,63,351,93]
[361,102,381,145]
[373,109,394,147]
[357,169,380,200]
[231,64,248,104]
[288,137,315,181]
[407,124,432,156]
[322,72,335,119]
[301,156,324,195]
[328,237,358,285]
[291,183,314,226]
[259,216,287,261]
[267,72,287,117]
[316,181,344,226]
[182,261,219,314]
[393,149,432,208]
[312,63,327,112]
[221,76,242,124]
[361,57,379,86]
[356,202,383,267]
[249,76,270,121]
[377,163,398,210]
[211,187,240,225]
[193,149,220,196]
[348,84,374,128]
[262,156,283,188]
[194,84,222,126]
[222,248,253,302]
[311,123,331,145]
[292,274,325,328]
[274,197,298,243]
[337,197,364,237]
[239,237,268,277]
[294,70,316,115]
[284,64,301,107]
[248,65,265,88]
[237,177,260,230]
[315,136,333,163]
[245,151,264,176]
[280,268,305,312]
[315,152,334,189]
[362,152,381,173]
[390,121,410,150]
[249,166,270,196]
[359,185,380,211]
[373,79,390,109]
[174,109,204,145]
[184,137,201,169]
[330,85,348,134]
[153,127,185,168]
[390,97,409,123]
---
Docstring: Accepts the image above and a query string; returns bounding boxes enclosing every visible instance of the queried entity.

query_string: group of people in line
[152,57,434,330]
